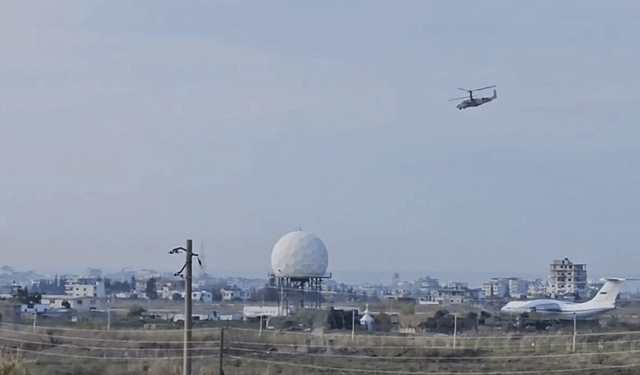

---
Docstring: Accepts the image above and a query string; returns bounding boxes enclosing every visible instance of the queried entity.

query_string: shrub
[401,304,415,315]
[127,304,146,317]
[0,353,28,375]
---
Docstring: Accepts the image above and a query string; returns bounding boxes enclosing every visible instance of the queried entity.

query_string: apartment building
[482,278,509,298]
[547,258,588,299]
[65,278,106,299]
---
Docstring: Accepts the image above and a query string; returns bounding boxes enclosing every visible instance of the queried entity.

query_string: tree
[375,312,391,325]
[251,286,279,303]
[145,278,159,300]
[434,309,450,319]
[127,305,146,317]
[211,289,222,302]
[401,303,415,315]
[14,287,42,306]
[107,279,131,294]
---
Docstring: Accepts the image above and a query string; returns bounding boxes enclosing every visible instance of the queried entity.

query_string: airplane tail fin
[584,278,626,306]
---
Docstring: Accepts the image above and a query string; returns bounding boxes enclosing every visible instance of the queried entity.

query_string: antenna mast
[199,240,206,279]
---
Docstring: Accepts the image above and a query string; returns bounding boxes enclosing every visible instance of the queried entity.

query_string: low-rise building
[21,303,52,314]
[220,312,242,321]
[43,295,105,311]
[243,305,280,319]
[527,279,548,298]
[221,288,251,302]
[65,278,106,298]
[436,283,484,305]
[192,291,213,303]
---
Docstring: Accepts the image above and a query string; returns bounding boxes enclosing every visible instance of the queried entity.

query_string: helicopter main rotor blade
[471,85,496,92]
[458,88,471,92]
[449,96,469,101]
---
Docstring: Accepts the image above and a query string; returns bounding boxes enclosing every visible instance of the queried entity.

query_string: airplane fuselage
[500,299,616,320]
[501,278,627,321]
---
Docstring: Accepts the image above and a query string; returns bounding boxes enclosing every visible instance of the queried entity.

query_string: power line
[4,328,640,361]
[6,320,640,343]
[228,354,640,375]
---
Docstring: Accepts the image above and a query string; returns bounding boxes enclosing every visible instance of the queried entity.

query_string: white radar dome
[271,231,329,278]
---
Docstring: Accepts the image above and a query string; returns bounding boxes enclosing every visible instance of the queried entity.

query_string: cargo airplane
[500,278,630,320]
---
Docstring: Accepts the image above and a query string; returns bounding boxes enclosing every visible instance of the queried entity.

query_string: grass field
[2,302,640,374]
[3,321,640,374]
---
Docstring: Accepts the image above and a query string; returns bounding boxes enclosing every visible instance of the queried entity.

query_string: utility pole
[572,313,577,353]
[107,307,111,330]
[33,311,37,332]
[453,313,458,350]
[170,239,201,375]
[184,240,193,375]
[219,327,225,375]
[351,309,355,340]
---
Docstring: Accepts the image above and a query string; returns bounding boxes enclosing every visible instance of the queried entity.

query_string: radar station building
[270,230,332,316]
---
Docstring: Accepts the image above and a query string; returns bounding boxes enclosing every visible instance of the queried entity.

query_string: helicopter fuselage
[456,89,497,110]
[457,97,490,109]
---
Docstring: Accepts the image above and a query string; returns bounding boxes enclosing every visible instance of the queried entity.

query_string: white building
[192,291,213,303]
[507,278,530,299]
[161,286,181,300]
[65,278,106,299]
[547,258,588,298]
[444,281,468,289]
[360,304,375,331]
[243,305,280,319]
[435,283,483,305]
[43,295,104,311]
[219,312,242,321]
[173,311,219,322]
[21,304,52,313]
[482,278,509,298]
[419,276,440,290]
[221,288,251,302]
[418,295,440,305]
[527,279,548,298]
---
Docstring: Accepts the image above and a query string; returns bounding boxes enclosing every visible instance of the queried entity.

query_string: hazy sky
[1,1,640,284]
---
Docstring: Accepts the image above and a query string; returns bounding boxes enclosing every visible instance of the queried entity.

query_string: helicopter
[449,85,497,110]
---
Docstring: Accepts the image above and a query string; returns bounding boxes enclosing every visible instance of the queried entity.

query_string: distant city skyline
[1,1,640,279]
[4,263,630,293]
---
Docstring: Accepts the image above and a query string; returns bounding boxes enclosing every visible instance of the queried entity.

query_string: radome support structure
[271,274,332,315]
